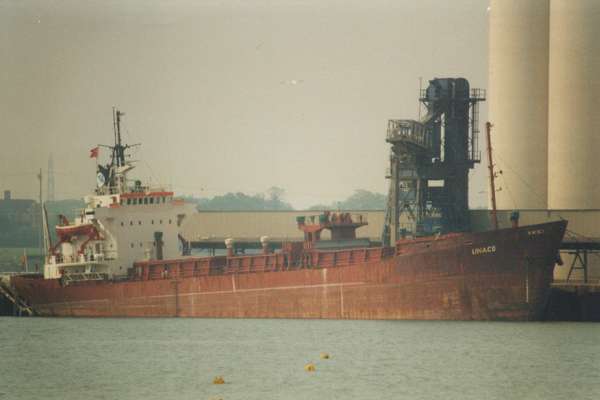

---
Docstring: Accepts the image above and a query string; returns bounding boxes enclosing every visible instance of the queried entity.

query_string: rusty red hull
[12,221,566,320]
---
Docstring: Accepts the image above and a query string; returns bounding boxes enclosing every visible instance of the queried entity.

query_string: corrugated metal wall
[181,210,386,241]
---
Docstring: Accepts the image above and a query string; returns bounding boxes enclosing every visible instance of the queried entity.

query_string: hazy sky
[0,0,489,209]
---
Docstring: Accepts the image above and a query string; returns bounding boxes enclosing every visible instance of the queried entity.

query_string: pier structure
[559,238,600,283]
[542,238,600,321]
[0,273,35,316]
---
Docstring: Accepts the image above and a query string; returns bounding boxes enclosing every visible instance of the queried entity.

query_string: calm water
[1,318,599,400]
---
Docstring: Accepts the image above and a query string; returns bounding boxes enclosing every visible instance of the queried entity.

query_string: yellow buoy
[213,376,225,384]
[320,352,330,360]
[304,363,316,372]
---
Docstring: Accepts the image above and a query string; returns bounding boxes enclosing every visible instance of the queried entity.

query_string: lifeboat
[56,223,97,242]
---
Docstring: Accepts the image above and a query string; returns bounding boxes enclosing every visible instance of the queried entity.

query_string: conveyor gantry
[383,78,485,245]
[386,119,433,152]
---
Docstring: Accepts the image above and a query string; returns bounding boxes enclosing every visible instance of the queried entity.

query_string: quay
[545,281,600,321]
[0,273,35,316]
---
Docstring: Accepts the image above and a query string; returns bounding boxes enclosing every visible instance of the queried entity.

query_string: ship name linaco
[471,245,496,256]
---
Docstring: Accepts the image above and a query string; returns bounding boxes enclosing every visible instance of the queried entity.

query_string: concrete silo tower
[548,0,600,209]
[488,0,550,209]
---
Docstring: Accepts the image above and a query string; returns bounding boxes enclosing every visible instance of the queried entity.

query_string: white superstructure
[44,109,194,282]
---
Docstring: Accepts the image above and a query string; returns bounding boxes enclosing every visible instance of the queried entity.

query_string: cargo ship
[10,86,567,320]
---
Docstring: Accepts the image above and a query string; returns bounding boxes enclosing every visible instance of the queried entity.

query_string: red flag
[89,146,99,158]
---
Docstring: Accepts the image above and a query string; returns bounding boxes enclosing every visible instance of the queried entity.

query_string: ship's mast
[112,107,126,167]
[42,204,52,261]
[96,107,139,195]
[486,121,499,230]
[37,168,44,265]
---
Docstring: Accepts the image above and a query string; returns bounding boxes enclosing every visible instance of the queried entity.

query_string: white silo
[488,0,550,209]
[548,0,600,209]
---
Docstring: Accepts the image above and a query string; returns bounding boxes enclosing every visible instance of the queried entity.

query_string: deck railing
[132,246,396,280]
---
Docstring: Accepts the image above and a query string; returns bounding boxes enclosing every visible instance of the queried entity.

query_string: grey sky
[0,0,489,209]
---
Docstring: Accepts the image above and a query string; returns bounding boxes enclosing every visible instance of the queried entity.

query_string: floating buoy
[320,352,330,360]
[213,376,225,384]
[304,363,316,372]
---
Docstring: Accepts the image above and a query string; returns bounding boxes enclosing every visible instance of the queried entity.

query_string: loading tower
[383,78,485,245]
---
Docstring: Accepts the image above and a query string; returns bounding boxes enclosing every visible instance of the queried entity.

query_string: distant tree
[339,189,386,210]
[190,188,294,211]
[307,189,386,211]
[267,186,284,202]
[265,186,292,210]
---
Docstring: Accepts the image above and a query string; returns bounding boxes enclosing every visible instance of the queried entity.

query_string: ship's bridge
[119,191,175,206]
[85,190,175,209]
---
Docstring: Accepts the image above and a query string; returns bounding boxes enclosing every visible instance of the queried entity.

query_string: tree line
[186,187,386,211]
[0,188,386,247]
